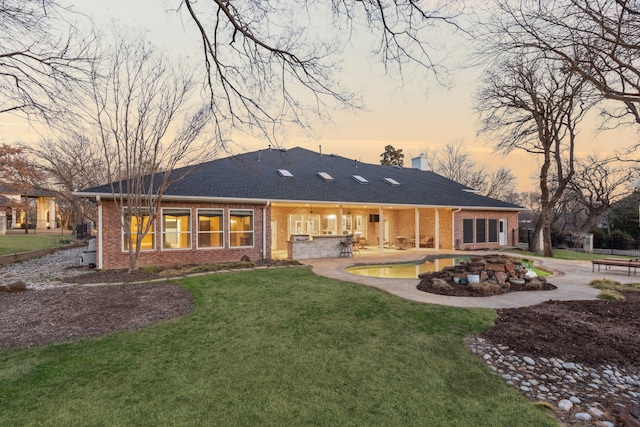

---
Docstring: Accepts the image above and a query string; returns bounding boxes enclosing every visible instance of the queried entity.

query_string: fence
[518,228,640,257]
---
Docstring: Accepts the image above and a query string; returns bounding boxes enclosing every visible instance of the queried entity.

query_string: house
[75,147,521,270]
[0,184,58,231]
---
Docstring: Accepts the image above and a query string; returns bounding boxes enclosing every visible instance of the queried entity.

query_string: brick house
[76,147,521,270]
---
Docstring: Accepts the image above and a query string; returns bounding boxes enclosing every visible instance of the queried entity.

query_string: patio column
[379,207,384,252]
[49,199,57,229]
[415,208,420,249]
[435,208,440,250]
[338,206,343,235]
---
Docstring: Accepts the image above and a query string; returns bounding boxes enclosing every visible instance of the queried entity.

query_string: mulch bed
[0,282,193,350]
[481,291,640,369]
[417,280,557,296]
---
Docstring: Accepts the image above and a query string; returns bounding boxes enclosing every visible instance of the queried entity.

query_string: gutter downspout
[452,208,461,250]
[263,201,270,260]
[96,195,103,269]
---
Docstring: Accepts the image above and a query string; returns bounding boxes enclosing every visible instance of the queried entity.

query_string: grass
[510,248,633,261]
[0,268,555,426]
[0,234,71,255]
[516,259,551,277]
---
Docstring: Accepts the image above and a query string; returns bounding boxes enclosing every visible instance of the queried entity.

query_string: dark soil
[481,290,640,370]
[0,282,193,350]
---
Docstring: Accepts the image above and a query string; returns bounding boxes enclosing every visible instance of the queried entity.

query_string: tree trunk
[541,207,554,257]
[529,219,542,252]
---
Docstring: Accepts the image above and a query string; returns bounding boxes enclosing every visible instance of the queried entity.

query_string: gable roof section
[78,147,521,210]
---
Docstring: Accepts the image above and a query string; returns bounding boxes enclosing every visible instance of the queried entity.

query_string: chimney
[412,154,429,171]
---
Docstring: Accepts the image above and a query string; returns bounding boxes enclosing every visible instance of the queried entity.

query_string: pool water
[346,256,470,279]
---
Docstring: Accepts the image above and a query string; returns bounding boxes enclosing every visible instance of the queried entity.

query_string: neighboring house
[0,184,58,230]
[75,147,521,270]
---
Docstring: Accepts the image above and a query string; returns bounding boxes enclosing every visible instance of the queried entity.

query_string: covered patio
[269,202,453,259]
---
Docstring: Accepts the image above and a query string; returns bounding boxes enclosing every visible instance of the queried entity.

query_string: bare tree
[177,0,464,142]
[565,155,636,232]
[480,0,640,152]
[422,141,517,200]
[26,135,107,229]
[476,56,595,256]
[87,33,213,272]
[0,143,45,233]
[0,0,95,122]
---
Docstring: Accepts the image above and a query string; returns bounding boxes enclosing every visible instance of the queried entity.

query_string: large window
[230,210,254,247]
[462,219,474,244]
[288,214,320,235]
[162,208,191,249]
[488,219,499,243]
[198,209,224,248]
[476,219,486,243]
[123,209,155,251]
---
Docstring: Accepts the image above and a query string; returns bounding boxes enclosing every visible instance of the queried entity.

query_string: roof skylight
[352,175,369,184]
[317,172,334,182]
[278,169,294,178]
[383,177,400,186]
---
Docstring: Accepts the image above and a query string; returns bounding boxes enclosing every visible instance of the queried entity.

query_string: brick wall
[99,200,270,270]
[453,210,519,250]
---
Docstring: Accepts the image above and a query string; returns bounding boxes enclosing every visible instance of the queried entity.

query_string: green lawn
[0,268,555,426]
[0,234,71,256]
[511,248,632,261]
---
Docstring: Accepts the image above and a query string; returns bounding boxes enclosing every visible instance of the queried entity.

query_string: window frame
[197,208,225,249]
[161,208,192,251]
[121,208,156,252]
[229,209,254,248]
[476,218,486,243]
[488,219,499,243]
[462,218,474,244]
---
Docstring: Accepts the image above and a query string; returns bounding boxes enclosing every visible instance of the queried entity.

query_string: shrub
[590,278,621,290]
[431,278,452,292]
[590,227,609,249]
[469,282,501,296]
[141,265,162,274]
[525,280,543,290]
[610,229,634,250]
[619,282,640,293]
[598,289,625,301]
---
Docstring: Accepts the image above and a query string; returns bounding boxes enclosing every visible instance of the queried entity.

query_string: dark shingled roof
[79,147,521,210]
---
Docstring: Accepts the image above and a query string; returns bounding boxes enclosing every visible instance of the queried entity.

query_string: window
[322,214,337,235]
[463,219,474,244]
[352,175,369,184]
[278,169,293,178]
[383,177,400,186]
[488,219,498,243]
[476,219,486,243]
[162,208,191,249]
[198,209,224,248]
[123,209,155,251]
[317,172,334,182]
[230,210,254,247]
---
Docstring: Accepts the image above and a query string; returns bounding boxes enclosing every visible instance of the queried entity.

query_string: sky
[2,0,637,192]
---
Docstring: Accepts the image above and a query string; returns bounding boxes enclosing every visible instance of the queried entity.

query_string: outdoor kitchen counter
[287,235,349,260]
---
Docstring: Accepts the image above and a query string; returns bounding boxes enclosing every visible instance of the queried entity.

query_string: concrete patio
[302,249,636,309]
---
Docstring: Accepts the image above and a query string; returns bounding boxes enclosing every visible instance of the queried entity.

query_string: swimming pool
[346,256,470,279]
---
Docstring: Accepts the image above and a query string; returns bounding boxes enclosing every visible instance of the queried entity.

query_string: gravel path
[0,247,91,290]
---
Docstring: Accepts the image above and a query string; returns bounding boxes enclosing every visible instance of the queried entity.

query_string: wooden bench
[592,258,640,276]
